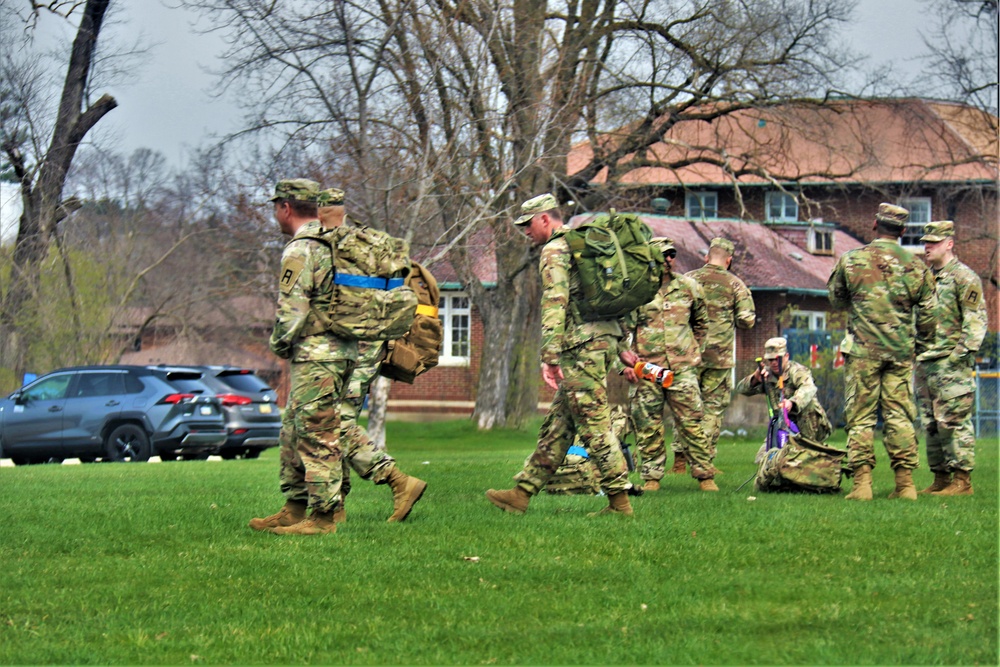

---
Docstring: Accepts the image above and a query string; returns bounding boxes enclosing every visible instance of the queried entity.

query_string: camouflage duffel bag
[754,434,846,494]
[526,446,602,495]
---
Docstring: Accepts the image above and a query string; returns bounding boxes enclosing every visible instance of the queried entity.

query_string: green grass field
[1,419,997,665]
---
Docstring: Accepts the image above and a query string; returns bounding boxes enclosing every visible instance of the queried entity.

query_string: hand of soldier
[623,367,639,384]
[542,363,564,390]
[780,398,793,413]
[619,349,639,367]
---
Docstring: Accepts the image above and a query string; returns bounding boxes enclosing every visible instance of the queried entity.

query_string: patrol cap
[650,237,676,253]
[875,203,909,228]
[764,337,788,359]
[269,178,321,202]
[920,220,954,243]
[318,188,345,206]
[514,193,559,226]
[710,237,735,255]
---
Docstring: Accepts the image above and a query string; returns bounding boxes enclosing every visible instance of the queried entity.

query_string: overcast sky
[92,0,933,162]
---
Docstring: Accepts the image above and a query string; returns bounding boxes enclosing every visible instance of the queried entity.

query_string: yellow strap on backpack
[415,304,438,317]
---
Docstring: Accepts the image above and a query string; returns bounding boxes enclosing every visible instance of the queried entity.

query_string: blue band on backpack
[567,445,589,459]
[334,274,405,290]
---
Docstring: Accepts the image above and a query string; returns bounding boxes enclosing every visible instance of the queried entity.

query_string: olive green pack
[299,225,418,341]
[380,261,443,383]
[754,434,847,494]
[556,210,664,321]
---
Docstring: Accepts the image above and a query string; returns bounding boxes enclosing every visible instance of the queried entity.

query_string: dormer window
[808,228,834,255]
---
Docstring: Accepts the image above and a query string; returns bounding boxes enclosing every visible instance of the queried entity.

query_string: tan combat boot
[385,467,428,522]
[248,499,307,532]
[932,470,973,496]
[270,510,337,535]
[668,452,687,474]
[699,478,719,492]
[485,486,531,514]
[845,465,873,501]
[641,479,660,492]
[919,471,951,495]
[887,467,918,500]
[589,491,634,516]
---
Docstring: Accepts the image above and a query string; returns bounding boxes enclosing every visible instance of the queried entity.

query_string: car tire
[220,451,241,460]
[244,448,262,459]
[180,452,210,461]
[158,450,178,461]
[10,455,32,466]
[104,424,151,462]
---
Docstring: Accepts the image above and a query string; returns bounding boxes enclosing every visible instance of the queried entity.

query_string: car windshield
[214,370,273,394]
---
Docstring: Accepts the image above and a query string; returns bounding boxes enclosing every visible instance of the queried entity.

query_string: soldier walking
[914,221,987,496]
[678,237,755,472]
[624,238,717,492]
[486,194,637,516]
[249,179,354,535]
[827,203,937,501]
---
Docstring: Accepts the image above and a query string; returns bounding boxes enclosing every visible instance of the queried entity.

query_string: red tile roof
[568,98,998,186]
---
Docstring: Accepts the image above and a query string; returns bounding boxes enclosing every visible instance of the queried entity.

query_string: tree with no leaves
[186,0,858,428]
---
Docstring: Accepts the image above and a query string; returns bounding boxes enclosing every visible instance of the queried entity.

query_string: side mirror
[12,391,25,405]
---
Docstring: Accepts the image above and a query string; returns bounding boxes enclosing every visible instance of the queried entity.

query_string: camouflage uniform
[339,340,396,497]
[513,228,631,496]
[737,359,832,443]
[682,244,756,455]
[630,266,714,480]
[827,234,936,473]
[271,219,358,514]
[915,247,987,474]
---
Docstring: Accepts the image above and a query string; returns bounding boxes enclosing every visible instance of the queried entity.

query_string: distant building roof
[568,98,999,187]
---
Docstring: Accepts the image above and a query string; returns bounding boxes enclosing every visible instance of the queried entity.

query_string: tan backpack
[380,261,443,383]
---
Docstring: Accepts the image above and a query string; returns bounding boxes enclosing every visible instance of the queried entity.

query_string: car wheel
[79,456,97,463]
[220,451,241,460]
[10,455,32,466]
[244,448,262,459]
[104,424,151,462]
[180,452,210,461]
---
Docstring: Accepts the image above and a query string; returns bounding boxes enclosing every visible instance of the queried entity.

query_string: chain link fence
[975,370,999,438]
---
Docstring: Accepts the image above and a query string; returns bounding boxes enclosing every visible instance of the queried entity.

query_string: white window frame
[765,191,798,222]
[900,197,932,249]
[808,227,834,255]
[685,191,718,219]
[789,310,827,331]
[438,291,472,366]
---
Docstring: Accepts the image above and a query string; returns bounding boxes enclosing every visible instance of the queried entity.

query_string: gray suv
[0,365,228,465]
[188,366,281,459]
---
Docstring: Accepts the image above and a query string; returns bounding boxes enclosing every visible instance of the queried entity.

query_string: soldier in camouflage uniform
[248,179,354,535]
[314,188,427,523]
[678,237,756,472]
[914,221,987,496]
[737,337,832,443]
[486,193,637,516]
[624,237,717,492]
[827,203,937,501]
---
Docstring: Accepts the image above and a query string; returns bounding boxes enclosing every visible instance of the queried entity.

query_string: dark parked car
[188,366,281,459]
[0,365,228,465]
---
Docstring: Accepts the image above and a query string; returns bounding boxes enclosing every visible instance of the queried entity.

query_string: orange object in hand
[634,361,674,388]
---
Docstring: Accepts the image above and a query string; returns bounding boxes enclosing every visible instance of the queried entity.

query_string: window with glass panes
[685,191,718,219]
[789,310,827,331]
[438,292,471,363]
[900,198,932,248]
[765,191,798,222]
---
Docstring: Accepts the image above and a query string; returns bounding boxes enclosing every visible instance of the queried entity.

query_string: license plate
[200,406,213,415]
[259,404,272,414]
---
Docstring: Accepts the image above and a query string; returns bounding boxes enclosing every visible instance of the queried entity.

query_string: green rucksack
[754,434,847,494]
[298,225,418,341]
[557,210,663,321]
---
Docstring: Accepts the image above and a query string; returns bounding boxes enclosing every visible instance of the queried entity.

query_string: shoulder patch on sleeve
[965,288,981,306]
[279,256,306,294]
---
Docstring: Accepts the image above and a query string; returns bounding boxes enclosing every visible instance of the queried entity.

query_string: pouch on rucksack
[380,261,443,383]
[557,210,663,321]
[298,225,418,341]
[754,433,846,494]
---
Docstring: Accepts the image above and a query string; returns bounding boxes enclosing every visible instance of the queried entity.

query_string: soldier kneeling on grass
[737,337,845,494]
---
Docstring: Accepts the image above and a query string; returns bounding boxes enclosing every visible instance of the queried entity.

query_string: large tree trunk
[0,0,116,380]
